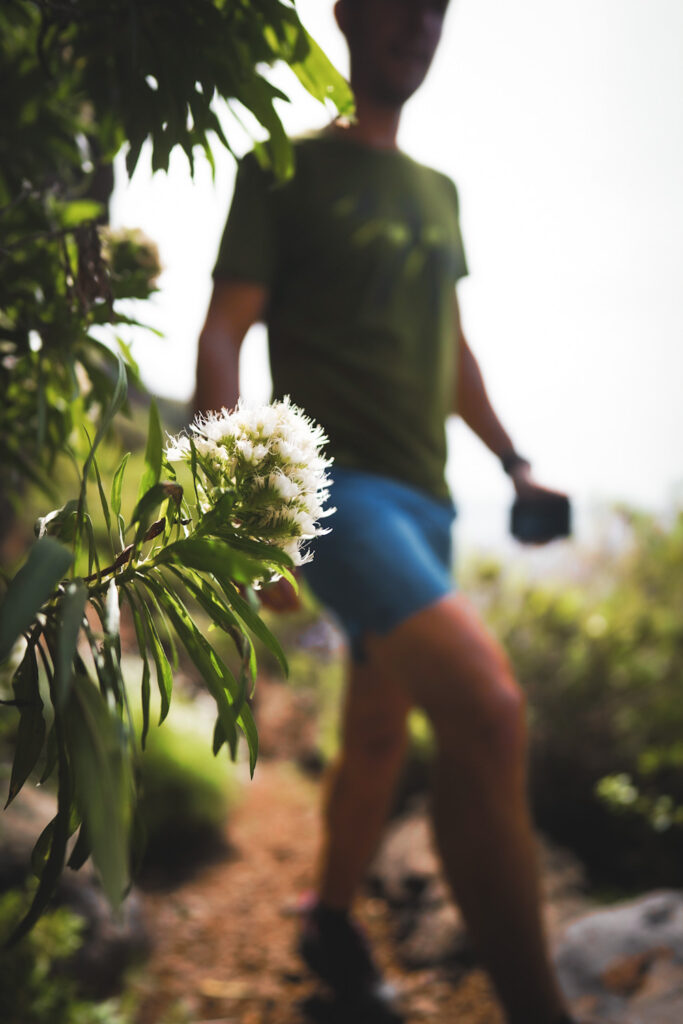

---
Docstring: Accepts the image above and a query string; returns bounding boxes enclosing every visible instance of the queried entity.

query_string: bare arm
[453,293,516,460]
[193,279,269,417]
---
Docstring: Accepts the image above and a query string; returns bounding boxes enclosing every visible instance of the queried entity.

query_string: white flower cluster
[166,398,334,566]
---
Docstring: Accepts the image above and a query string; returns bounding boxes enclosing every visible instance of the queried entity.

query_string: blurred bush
[468,507,683,889]
[132,685,238,875]
[0,890,128,1024]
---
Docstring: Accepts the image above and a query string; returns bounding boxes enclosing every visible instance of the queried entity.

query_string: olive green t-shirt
[213,133,468,499]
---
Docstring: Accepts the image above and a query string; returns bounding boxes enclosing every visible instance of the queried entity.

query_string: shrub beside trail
[471,508,683,889]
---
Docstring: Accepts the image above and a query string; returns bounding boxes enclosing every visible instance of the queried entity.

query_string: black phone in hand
[510,494,571,544]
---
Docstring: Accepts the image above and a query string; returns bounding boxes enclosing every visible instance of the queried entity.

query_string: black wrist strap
[500,451,531,476]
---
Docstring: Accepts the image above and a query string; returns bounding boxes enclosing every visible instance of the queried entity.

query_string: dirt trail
[134,754,505,1024]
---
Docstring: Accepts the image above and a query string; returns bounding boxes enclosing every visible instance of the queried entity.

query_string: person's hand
[509,461,568,504]
[258,575,301,613]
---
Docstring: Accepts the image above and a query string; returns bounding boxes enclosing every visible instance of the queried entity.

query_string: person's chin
[387,60,431,103]
[375,71,428,107]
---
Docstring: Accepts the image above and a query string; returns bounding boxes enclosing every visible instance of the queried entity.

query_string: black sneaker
[297,894,401,1016]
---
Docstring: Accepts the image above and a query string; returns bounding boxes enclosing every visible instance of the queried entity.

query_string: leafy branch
[0,365,333,940]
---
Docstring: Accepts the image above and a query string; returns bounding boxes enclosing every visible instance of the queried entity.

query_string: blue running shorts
[301,467,457,661]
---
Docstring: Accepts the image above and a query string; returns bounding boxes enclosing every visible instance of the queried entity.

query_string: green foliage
[471,508,683,886]
[1,0,350,938]
[0,0,352,493]
[0,890,128,1024]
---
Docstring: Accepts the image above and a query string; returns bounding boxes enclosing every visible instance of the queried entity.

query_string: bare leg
[317,657,411,910]
[364,593,568,1024]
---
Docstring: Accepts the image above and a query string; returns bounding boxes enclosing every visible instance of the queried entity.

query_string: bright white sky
[111,0,683,550]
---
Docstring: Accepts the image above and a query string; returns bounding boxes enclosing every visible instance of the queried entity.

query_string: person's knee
[341,713,408,775]
[478,677,527,770]
[431,662,527,775]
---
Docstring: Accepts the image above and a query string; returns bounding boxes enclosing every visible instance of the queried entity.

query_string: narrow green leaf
[189,435,201,507]
[236,74,292,179]
[121,586,151,747]
[138,598,173,725]
[138,398,163,499]
[67,823,91,871]
[213,719,225,756]
[81,353,127,489]
[150,571,258,773]
[82,512,100,579]
[0,538,73,665]
[290,29,355,116]
[6,646,44,807]
[111,451,131,521]
[155,535,266,586]
[11,759,72,943]
[220,581,288,678]
[39,727,58,785]
[31,819,55,879]
[115,334,142,378]
[168,564,258,691]
[129,481,182,546]
[213,532,294,569]
[166,566,240,637]
[64,671,133,908]
[83,608,122,707]
[147,589,179,670]
[145,577,240,759]
[54,581,87,711]
[92,454,114,554]
[29,800,78,880]
[213,677,259,776]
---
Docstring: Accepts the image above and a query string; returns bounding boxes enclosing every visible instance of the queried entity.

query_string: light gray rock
[555,890,683,1023]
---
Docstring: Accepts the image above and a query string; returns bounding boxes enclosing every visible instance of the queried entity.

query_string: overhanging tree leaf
[0,538,73,665]
[80,353,128,491]
[138,398,163,499]
[121,585,152,746]
[111,452,131,520]
[54,580,87,711]
[129,481,182,546]
[219,580,289,678]
[10,753,73,944]
[155,536,267,586]
[145,576,240,759]
[64,670,133,908]
[5,646,44,808]
[138,594,173,726]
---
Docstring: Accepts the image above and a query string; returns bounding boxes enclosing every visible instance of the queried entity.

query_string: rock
[369,801,440,906]
[1,785,150,997]
[554,890,683,1023]
[399,902,472,971]
[369,802,471,970]
[370,800,596,974]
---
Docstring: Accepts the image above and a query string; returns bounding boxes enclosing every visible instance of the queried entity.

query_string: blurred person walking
[194,2,577,1022]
